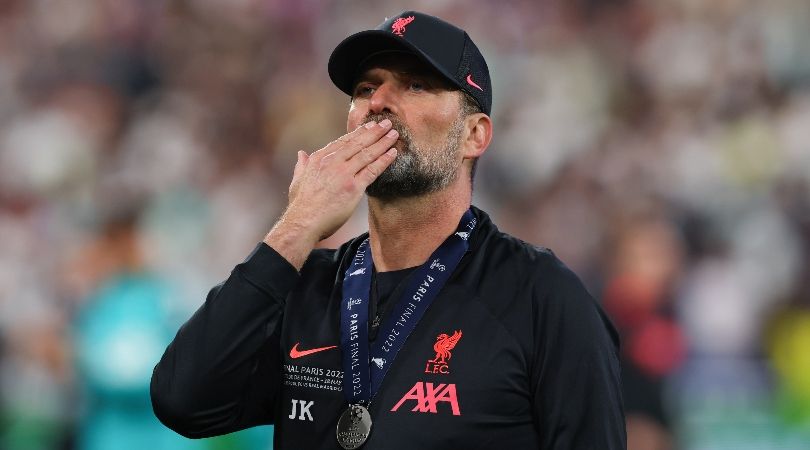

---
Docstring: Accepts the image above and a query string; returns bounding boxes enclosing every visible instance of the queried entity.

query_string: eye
[409,80,425,92]
[353,84,376,98]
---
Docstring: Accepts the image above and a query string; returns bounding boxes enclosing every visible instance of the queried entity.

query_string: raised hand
[263,119,399,270]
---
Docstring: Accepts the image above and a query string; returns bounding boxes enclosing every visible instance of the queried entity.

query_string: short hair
[460,90,482,117]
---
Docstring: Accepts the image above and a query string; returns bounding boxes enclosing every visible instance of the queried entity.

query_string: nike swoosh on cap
[289,342,338,359]
[466,74,484,91]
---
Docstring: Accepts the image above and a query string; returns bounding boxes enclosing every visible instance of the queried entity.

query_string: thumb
[293,150,308,179]
[288,151,309,201]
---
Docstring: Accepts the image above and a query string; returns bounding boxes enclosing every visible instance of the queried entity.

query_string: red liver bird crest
[391,16,415,36]
[430,330,462,365]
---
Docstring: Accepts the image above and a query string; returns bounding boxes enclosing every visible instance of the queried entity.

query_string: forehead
[353,52,454,86]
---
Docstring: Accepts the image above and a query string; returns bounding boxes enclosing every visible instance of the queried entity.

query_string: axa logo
[391,382,461,416]
[425,330,462,374]
[391,16,415,36]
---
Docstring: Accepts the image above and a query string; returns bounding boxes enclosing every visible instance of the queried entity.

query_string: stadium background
[1,0,809,449]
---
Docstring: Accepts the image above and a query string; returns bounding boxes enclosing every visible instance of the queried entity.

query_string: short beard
[365,112,464,200]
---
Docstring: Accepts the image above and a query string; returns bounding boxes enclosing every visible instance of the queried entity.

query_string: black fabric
[151,206,626,449]
[369,266,417,341]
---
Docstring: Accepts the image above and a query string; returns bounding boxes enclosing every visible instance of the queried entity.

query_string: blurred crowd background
[1,0,809,449]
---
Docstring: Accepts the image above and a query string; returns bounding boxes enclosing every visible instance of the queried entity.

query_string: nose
[368,82,399,116]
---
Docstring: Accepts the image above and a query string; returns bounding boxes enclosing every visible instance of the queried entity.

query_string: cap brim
[328,30,462,97]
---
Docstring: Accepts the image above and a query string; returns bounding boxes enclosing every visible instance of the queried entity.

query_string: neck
[367,186,471,272]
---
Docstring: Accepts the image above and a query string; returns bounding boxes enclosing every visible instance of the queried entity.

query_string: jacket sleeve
[150,243,299,438]
[531,254,626,449]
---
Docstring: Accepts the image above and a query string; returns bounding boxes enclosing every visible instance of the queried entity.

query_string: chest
[274,282,538,449]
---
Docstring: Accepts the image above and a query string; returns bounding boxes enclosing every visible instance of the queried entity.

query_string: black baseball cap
[328,11,492,116]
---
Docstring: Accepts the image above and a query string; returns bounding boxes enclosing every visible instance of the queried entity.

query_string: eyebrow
[352,66,449,89]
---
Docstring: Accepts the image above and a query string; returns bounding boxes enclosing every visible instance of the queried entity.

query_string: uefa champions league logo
[371,357,386,369]
[430,259,446,272]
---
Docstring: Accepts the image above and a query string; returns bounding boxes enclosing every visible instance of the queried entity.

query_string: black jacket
[151,206,626,449]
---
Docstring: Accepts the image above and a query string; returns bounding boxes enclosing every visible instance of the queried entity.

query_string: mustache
[364,112,411,146]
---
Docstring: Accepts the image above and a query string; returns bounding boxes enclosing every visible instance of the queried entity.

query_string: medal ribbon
[340,209,476,405]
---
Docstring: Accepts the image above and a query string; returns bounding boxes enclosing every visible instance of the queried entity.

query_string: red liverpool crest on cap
[391,16,415,36]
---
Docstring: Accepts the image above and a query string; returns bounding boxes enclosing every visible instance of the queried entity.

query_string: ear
[461,112,493,160]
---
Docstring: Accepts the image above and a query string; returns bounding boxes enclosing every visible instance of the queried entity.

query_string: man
[151,11,625,449]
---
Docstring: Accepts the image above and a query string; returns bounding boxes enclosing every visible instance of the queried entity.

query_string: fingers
[346,127,399,174]
[313,119,395,161]
[356,148,397,187]
[296,119,398,195]
[337,118,395,160]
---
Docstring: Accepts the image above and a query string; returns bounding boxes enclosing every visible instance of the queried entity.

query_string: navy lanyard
[340,209,477,405]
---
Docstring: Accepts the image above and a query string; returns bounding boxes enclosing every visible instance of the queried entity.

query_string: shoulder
[495,232,599,321]
[483,231,621,359]
[469,206,568,282]
[474,217,608,335]
[467,209,596,314]
[478,225,575,291]
[488,229,558,269]
[490,232,620,353]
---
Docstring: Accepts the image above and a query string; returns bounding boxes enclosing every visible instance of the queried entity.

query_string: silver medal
[336,404,372,449]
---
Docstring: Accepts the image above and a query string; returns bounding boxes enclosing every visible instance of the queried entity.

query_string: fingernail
[387,148,397,156]
[365,121,377,129]
[386,129,398,138]
[379,119,392,128]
